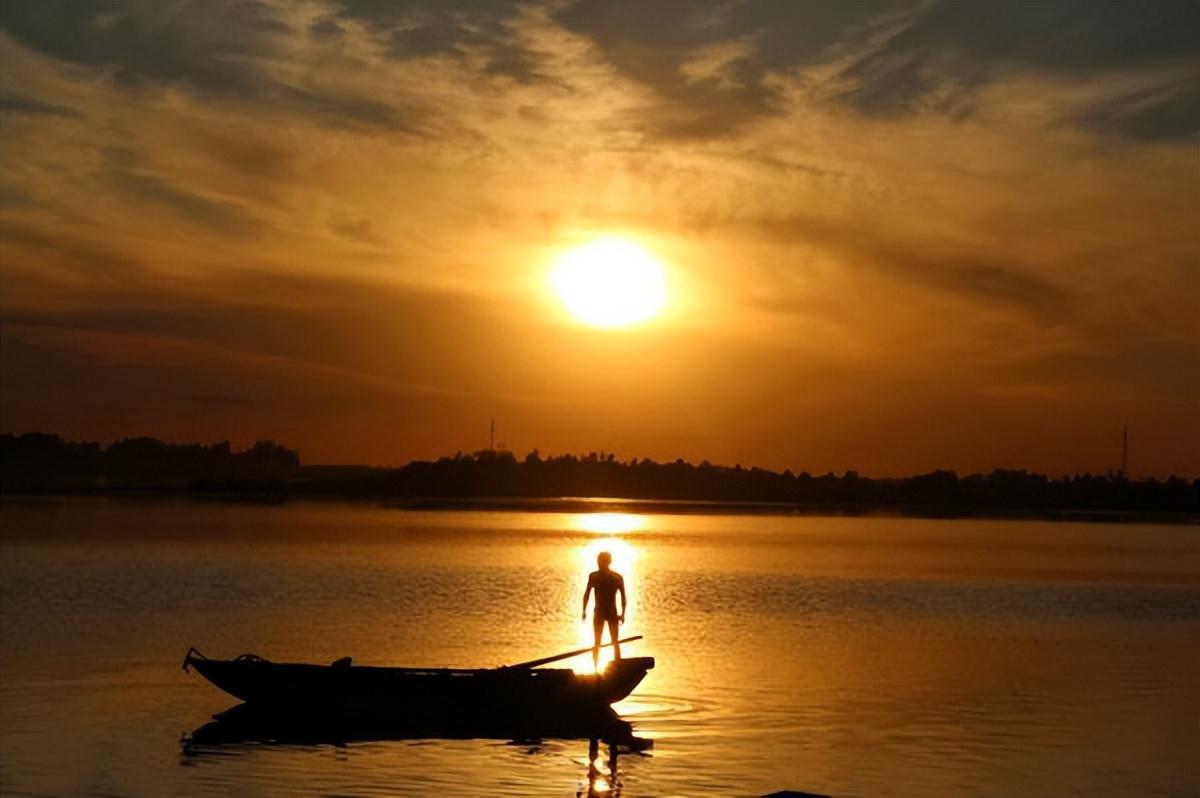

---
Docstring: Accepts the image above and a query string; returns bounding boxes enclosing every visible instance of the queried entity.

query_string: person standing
[581,551,626,669]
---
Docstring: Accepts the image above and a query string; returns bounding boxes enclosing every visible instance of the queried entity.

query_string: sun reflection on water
[581,739,620,798]
[569,512,646,535]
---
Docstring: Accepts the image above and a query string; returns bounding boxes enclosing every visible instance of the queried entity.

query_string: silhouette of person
[581,551,626,669]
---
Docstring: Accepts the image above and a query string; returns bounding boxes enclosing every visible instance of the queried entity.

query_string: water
[1,498,1197,797]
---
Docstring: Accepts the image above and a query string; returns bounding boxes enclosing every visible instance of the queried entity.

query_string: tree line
[3,433,1195,516]
[0,432,299,491]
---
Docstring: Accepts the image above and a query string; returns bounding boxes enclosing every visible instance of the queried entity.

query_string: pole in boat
[504,636,643,670]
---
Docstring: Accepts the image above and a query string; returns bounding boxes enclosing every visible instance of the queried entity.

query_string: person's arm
[618,574,627,623]
[581,573,594,620]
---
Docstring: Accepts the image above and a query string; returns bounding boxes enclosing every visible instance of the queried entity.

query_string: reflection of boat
[183,699,650,750]
[182,638,654,717]
[182,701,649,798]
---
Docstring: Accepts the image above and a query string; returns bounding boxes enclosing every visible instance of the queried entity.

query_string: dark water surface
[1,498,1197,797]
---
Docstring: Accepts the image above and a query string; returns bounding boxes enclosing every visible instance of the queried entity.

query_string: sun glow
[549,237,668,328]
[569,512,646,535]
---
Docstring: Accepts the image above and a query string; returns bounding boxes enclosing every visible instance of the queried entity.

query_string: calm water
[1,498,1197,797]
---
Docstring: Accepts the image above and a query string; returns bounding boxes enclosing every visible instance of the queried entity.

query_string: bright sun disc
[549,238,668,328]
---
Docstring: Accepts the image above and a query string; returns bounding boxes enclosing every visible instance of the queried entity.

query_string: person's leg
[592,614,604,669]
[608,618,621,660]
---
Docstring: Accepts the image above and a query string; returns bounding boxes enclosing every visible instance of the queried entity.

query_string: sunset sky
[1,0,1197,477]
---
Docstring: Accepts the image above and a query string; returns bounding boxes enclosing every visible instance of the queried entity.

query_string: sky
[0,0,1197,477]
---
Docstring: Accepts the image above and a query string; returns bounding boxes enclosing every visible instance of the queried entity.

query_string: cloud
[114,172,259,236]
[327,0,545,84]
[272,83,413,131]
[0,264,577,404]
[0,186,31,207]
[308,15,345,40]
[0,0,283,95]
[829,0,1200,137]
[980,336,1200,400]
[881,249,1067,318]
[729,210,1069,321]
[1076,74,1200,140]
[7,0,1192,143]
[0,0,420,131]
[551,0,900,137]
[554,0,1199,139]
[0,88,76,116]
[0,219,153,296]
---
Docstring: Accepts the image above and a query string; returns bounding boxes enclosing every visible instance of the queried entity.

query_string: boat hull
[184,652,654,716]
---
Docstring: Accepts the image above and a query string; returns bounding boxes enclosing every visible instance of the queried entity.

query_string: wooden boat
[183,637,653,717]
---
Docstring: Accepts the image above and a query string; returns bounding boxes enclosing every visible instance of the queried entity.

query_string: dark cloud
[4,0,1194,139]
[833,49,979,118]
[555,0,1198,138]
[0,220,148,286]
[0,186,32,207]
[480,41,544,84]
[896,251,1068,317]
[0,0,417,131]
[1077,75,1200,140]
[114,173,258,236]
[832,0,1200,135]
[554,0,907,137]
[0,0,282,95]
[981,336,1200,400]
[308,16,345,40]
[0,88,76,116]
[329,0,544,84]
[880,0,1199,74]
[329,217,382,244]
[742,212,1069,319]
[0,315,417,446]
[0,268,537,398]
[555,0,913,75]
[274,83,413,131]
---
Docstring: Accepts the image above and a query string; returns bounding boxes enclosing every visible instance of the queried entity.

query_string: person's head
[596,551,612,571]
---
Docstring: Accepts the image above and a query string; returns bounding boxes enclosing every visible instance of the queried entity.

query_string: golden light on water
[549,237,669,328]
[570,512,646,535]
[576,535,640,574]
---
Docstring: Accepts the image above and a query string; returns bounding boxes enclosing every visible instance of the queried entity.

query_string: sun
[549,237,668,328]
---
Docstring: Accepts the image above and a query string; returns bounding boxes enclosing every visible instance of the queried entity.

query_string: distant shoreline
[3,432,1197,524]
[3,489,1197,525]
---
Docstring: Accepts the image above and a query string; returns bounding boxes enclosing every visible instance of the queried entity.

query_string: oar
[504,635,644,670]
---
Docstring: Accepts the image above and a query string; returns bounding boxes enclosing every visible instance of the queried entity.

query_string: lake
[1,498,1197,797]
